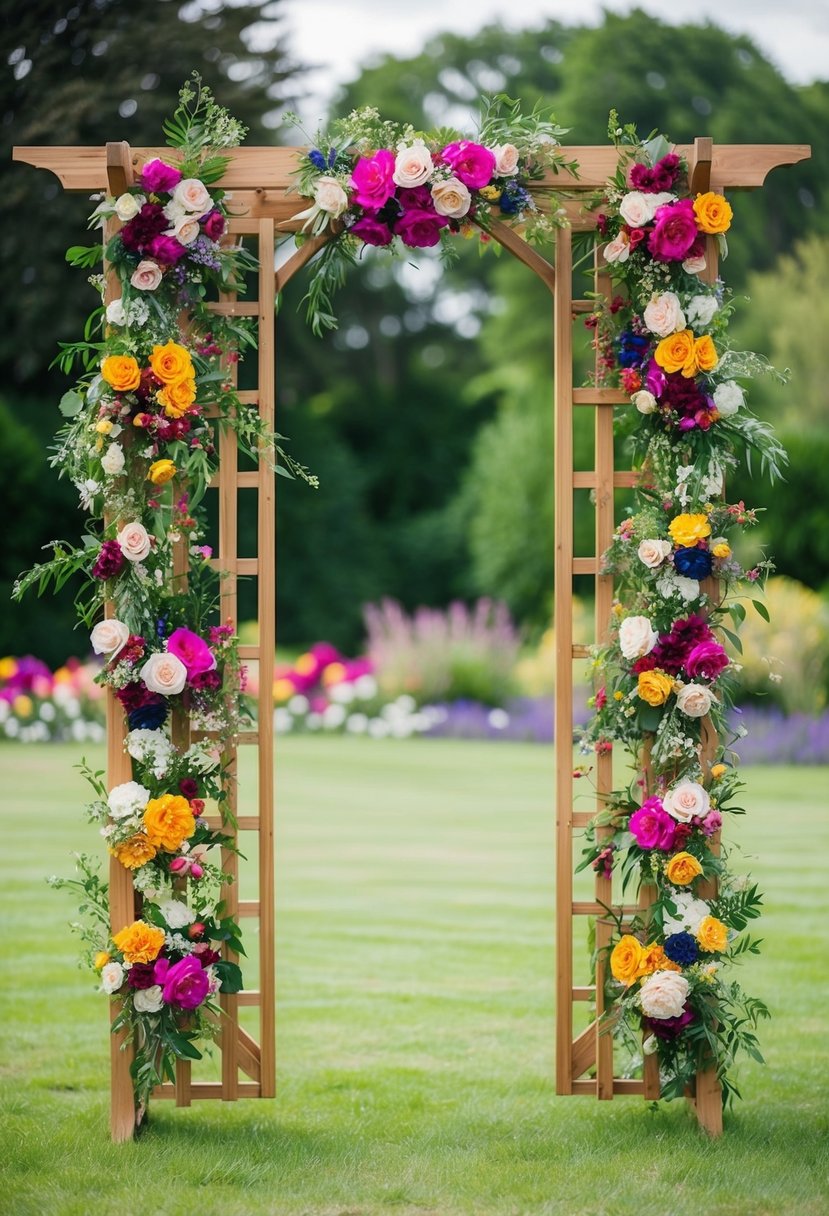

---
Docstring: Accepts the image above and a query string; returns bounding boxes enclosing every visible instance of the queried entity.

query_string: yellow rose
[668,513,711,548]
[665,851,703,886]
[697,915,728,953]
[712,542,731,559]
[710,763,727,779]
[96,419,113,434]
[110,834,157,871]
[150,341,193,385]
[157,376,196,419]
[480,185,502,201]
[143,794,195,852]
[638,943,681,976]
[101,355,141,393]
[613,690,624,701]
[147,459,177,486]
[93,951,110,971]
[637,669,674,707]
[693,334,718,374]
[112,920,166,965]
[654,329,696,376]
[610,934,644,986]
[322,662,347,686]
[0,657,18,679]
[693,191,733,234]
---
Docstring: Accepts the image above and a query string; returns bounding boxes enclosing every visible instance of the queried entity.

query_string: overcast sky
[278,0,827,120]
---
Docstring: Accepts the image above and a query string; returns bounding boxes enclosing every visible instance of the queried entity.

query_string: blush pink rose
[130,259,163,291]
[172,177,213,216]
[491,143,520,176]
[116,522,152,563]
[350,149,396,210]
[141,651,187,696]
[166,627,216,679]
[441,141,496,189]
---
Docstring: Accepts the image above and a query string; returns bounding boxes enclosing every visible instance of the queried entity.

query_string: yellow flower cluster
[150,342,197,419]
[668,512,711,548]
[610,936,682,986]
[111,834,158,870]
[101,354,141,392]
[637,669,674,706]
[665,851,703,885]
[112,920,166,964]
[143,794,196,852]
[697,915,728,953]
[654,329,718,379]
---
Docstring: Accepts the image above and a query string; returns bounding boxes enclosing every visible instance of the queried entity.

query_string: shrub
[734,577,829,713]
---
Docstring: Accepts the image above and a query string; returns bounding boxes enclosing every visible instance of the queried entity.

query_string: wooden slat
[572,1019,598,1080]
[237,990,261,1007]
[572,901,640,917]
[571,643,591,658]
[573,388,627,405]
[152,1082,261,1100]
[203,815,260,831]
[573,558,597,574]
[206,301,259,316]
[238,900,260,917]
[572,471,638,489]
[572,986,595,1001]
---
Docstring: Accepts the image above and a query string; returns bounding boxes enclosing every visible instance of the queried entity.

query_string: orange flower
[697,915,728,953]
[654,329,696,377]
[610,934,644,986]
[693,334,718,374]
[665,851,703,886]
[157,376,197,418]
[110,834,157,870]
[150,341,193,385]
[112,920,166,964]
[143,794,195,852]
[693,191,733,234]
[638,943,681,976]
[101,355,141,393]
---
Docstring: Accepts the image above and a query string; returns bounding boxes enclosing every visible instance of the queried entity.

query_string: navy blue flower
[616,331,650,368]
[674,546,713,579]
[327,147,337,168]
[664,931,699,966]
[128,701,169,731]
[308,150,327,171]
[499,183,531,215]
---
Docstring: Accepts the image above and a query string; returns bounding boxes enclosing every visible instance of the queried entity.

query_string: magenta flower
[146,234,187,264]
[201,208,226,241]
[140,158,183,194]
[350,149,396,210]
[396,185,434,212]
[644,358,667,398]
[155,956,210,1010]
[701,809,723,837]
[92,540,125,580]
[441,141,496,189]
[685,640,729,680]
[394,208,448,249]
[629,797,677,851]
[119,202,168,252]
[648,198,699,262]
[351,214,394,247]
[643,1004,696,1040]
[167,627,216,679]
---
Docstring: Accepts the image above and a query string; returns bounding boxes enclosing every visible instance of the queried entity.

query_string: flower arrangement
[284,95,577,335]
[577,117,780,1105]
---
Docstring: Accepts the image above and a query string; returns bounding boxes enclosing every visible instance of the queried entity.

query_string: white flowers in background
[686,293,719,328]
[491,143,520,175]
[130,260,163,292]
[619,615,658,660]
[643,291,686,337]
[141,652,187,696]
[354,674,378,699]
[322,703,347,728]
[114,192,145,221]
[392,140,433,187]
[101,443,125,476]
[663,780,710,823]
[431,177,472,218]
[637,538,672,569]
[713,380,745,417]
[639,970,690,1019]
[133,985,164,1014]
[90,618,130,658]
[159,899,195,929]
[105,298,127,326]
[100,961,125,993]
[676,682,715,718]
[662,890,711,937]
[116,521,152,562]
[107,780,151,820]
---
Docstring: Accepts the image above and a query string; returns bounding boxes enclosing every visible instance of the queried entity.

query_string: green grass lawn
[1,737,828,1216]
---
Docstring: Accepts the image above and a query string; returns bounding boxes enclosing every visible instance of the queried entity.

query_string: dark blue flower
[674,546,713,579]
[128,701,169,731]
[499,183,531,215]
[327,147,337,168]
[616,331,650,368]
[308,150,327,171]
[664,931,699,966]
[156,617,168,640]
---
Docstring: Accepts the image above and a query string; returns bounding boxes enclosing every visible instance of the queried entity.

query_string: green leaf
[65,243,103,268]
[636,704,663,733]
[59,390,84,418]
[213,960,243,994]
[752,599,770,622]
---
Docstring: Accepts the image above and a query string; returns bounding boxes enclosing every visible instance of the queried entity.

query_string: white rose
[637,538,672,569]
[100,961,125,994]
[172,177,213,216]
[619,615,658,661]
[163,199,186,224]
[603,234,629,264]
[683,254,707,275]
[676,682,715,718]
[101,443,125,476]
[713,380,744,418]
[205,964,222,995]
[632,390,657,415]
[643,291,686,337]
[107,780,151,820]
[133,984,164,1014]
[618,191,651,228]
[313,175,349,216]
[170,215,200,245]
[90,618,130,658]
[159,899,195,929]
[686,294,719,328]
[657,568,701,603]
[117,521,152,563]
[141,652,187,696]
[663,780,710,823]
[639,970,690,1019]
[431,176,472,219]
[663,890,710,936]
[648,191,676,215]
[105,298,127,326]
[130,259,163,291]
[114,192,144,221]
[392,140,433,188]
[491,143,519,176]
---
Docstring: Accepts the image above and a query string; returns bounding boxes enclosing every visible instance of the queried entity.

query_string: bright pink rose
[157,956,209,1010]
[629,797,677,851]
[394,208,448,248]
[350,149,396,209]
[441,141,496,189]
[201,208,227,241]
[140,158,183,194]
[701,809,723,836]
[166,627,216,679]
[351,215,394,247]
[684,640,729,680]
[648,198,699,262]
[146,234,187,264]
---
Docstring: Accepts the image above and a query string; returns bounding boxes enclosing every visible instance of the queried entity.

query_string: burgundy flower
[120,203,168,253]
[189,669,222,690]
[396,185,434,212]
[644,1004,696,1039]
[92,540,125,580]
[194,946,222,968]
[179,777,199,800]
[201,208,226,241]
[115,682,164,713]
[651,614,712,675]
[394,208,448,249]
[350,214,394,247]
[127,962,158,990]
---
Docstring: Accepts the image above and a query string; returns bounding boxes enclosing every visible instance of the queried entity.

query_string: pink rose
[392,141,433,189]
[701,809,723,837]
[130,259,163,291]
[394,208,448,249]
[648,198,699,262]
[684,640,729,680]
[639,971,690,1019]
[351,214,393,247]
[140,158,183,194]
[169,215,201,246]
[154,956,210,1010]
[603,233,630,264]
[141,651,188,696]
[201,209,227,241]
[663,780,710,823]
[116,521,152,563]
[350,149,396,210]
[431,176,472,219]
[491,143,519,176]
[628,797,677,851]
[166,627,216,679]
[441,141,496,189]
[146,234,186,264]
[172,177,213,216]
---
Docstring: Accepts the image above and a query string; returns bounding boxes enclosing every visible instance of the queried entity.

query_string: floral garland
[577,117,781,1105]
[284,94,577,335]
[20,76,272,1111]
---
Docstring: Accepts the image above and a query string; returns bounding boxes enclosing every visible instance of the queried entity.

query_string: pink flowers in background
[272,641,374,710]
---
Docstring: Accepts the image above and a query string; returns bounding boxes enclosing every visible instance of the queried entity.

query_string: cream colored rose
[100,961,125,994]
[639,970,689,1019]
[491,143,519,176]
[713,381,744,417]
[637,538,672,569]
[683,253,707,275]
[643,291,686,337]
[101,443,125,476]
[431,176,472,219]
[392,141,433,188]
[163,199,186,225]
[663,780,710,823]
[632,390,657,415]
[117,521,152,563]
[115,192,144,221]
[603,234,630,264]
[618,191,652,228]
[313,175,349,216]
[133,985,164,1013]
[90,618,130,658]
[619,615,658,661]
[686,294,719,328]
[676,682,714,718]
[105,298,127,326]
[172,177,213,216]
[141,652,187,696]
[130,260,163,291]
[170,215,201,246]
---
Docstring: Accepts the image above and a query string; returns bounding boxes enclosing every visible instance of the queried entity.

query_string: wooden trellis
[13,136,808,1142]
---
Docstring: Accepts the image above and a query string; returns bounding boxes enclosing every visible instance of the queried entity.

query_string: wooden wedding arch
[14,136,809,1141]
